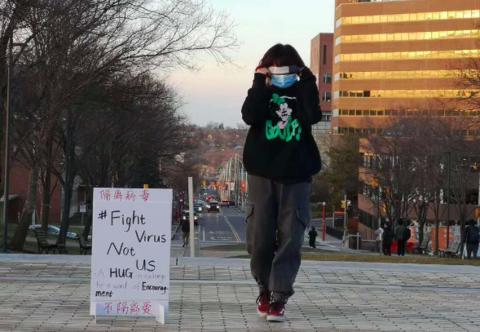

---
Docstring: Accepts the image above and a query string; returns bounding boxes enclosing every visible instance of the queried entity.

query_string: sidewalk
[2,254,480,331]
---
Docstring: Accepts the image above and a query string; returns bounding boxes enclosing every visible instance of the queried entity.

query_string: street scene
[1,0,480,331]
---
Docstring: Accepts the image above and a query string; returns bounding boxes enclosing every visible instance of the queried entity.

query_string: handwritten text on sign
[90,188,172,318]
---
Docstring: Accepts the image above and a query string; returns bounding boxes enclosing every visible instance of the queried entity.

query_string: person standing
[181,218,190,248]
[395,219,406,256]
[242,44,322,322]
[402,220,412,255]
[374,225,384,253]
[308,226,318,248]
[382,223,393,256]
[464,220,480,259]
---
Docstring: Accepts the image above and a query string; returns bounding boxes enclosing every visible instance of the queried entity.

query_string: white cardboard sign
[89,188,172,323]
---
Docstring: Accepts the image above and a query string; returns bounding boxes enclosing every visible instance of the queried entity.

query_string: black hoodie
[241,68,322,183]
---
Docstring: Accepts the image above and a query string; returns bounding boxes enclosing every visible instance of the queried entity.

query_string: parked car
[29,224,79,240]
[181,210,199,226]
[206,201,220,212]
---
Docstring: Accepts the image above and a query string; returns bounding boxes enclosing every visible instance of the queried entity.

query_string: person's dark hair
[259,44,305,68]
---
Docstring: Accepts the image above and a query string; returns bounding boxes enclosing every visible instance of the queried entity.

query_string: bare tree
[7,0,236,249]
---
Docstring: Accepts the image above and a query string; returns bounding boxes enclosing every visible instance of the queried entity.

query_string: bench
[417,236,430,255]
[33,229,58,254]
[78,237,92,255]
[439,239,462,258]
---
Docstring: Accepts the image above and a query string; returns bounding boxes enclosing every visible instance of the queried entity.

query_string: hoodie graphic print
[265,93,302,142]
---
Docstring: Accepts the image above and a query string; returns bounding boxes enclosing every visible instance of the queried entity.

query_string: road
[172,206,342,254]
[197,206,246,243]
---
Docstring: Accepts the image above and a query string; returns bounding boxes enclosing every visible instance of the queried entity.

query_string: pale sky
[167,0,335,127]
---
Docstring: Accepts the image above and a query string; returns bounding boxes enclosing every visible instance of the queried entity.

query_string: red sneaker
[267,302,285,322]
[256,292,270,318]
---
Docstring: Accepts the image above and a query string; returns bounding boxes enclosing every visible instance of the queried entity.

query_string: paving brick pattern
[1,256,480,331]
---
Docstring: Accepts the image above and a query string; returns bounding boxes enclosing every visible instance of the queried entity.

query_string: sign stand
[90,188,172,325]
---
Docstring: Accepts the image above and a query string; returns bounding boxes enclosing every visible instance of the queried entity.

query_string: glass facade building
[332,0,480,134]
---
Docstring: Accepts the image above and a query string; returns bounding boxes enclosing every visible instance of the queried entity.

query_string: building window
[322,92,332,102]
[321,114,331,122]
[338,89,479,98]
[339,9,480,26]
[338,49,480,63]
[323,45,327,65]
[323,73,332,84]
[337,29,480,44]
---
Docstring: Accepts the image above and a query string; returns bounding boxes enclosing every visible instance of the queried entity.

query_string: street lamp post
[477,171,480,225]
[342,194,348,247]
[471,162,480,225]
[322,202,326,241]
[446,152,451,248]
[2,37,26,252]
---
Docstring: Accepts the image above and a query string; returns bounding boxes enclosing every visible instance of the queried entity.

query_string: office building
[332,0,480,135]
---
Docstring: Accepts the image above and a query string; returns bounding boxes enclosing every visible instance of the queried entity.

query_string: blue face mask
[271,74,298,89]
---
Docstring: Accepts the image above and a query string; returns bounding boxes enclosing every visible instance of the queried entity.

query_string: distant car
[206,201,220,212]
[28,224,79,240]
[194,200,205,213]
[181,210,199,226]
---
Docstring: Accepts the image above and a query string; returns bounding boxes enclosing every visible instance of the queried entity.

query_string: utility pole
[343,194,348,247]
[188,177,195,257]
[377,186,382,229]
[446,152,451,248]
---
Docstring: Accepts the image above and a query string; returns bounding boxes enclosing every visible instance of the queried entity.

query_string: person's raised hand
[255,67,269,75]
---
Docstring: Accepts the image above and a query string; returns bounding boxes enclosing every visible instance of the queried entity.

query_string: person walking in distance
[308,226,318,248]
[242,44,322,322]
[181,218,190,248]
[402,220,412,255]
[382,222,393,256]
[464,220,480,259]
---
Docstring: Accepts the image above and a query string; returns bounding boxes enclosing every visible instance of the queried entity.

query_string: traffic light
[240,181,247,193]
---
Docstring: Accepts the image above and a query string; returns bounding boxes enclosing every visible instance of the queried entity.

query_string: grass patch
[0,223,85,255]
[302,252,480,266]
[202,243,480,266]
[202,244,247,251]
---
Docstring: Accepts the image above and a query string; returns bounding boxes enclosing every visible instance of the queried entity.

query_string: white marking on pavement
[223,211,241,243]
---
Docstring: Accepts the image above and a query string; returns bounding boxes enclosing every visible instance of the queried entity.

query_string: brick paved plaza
[1,254,480,331]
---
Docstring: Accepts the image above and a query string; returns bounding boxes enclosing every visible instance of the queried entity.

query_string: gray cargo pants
[246,174,311,303]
